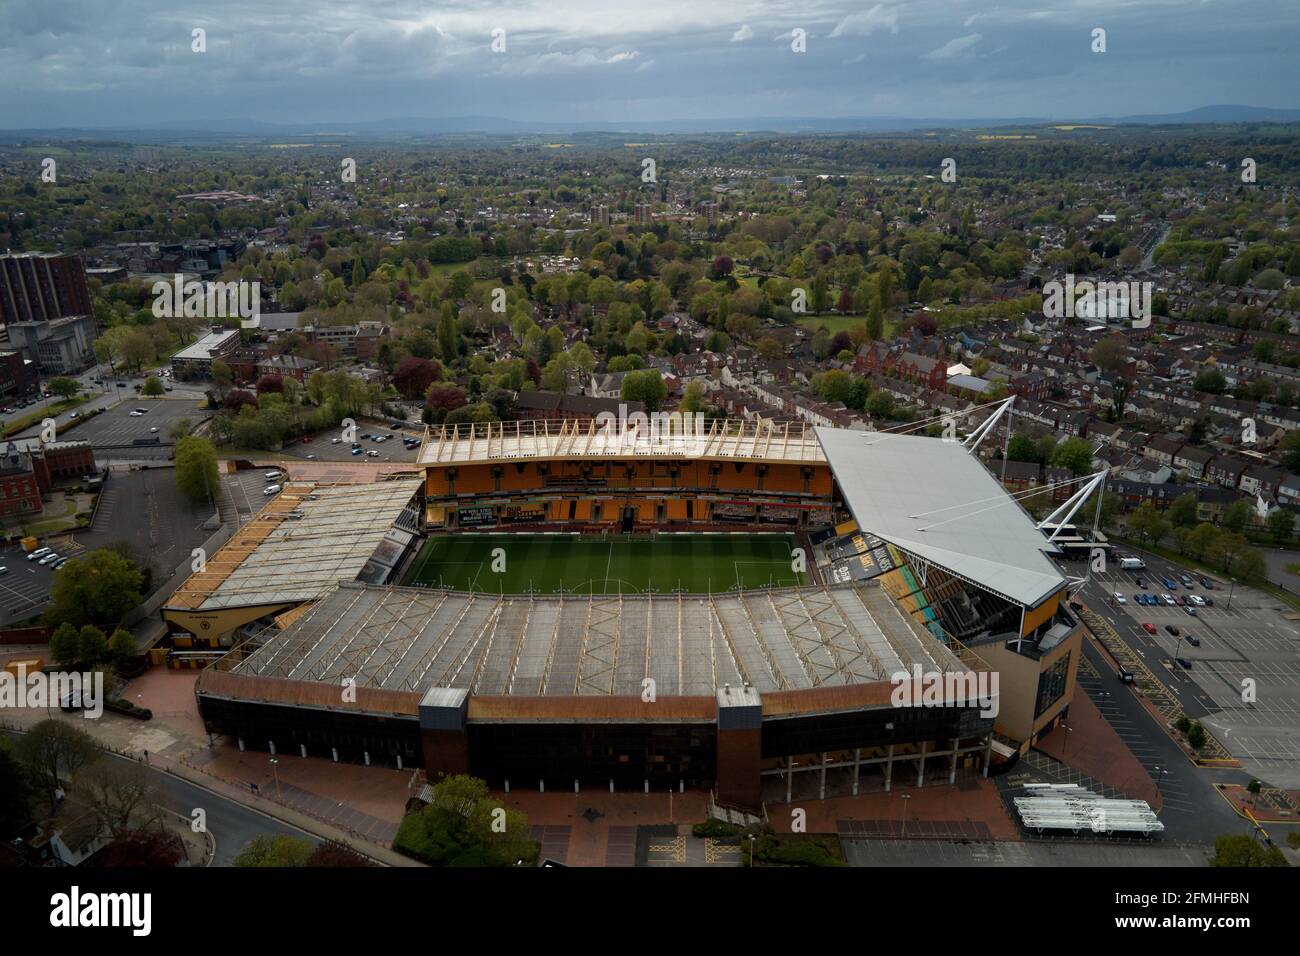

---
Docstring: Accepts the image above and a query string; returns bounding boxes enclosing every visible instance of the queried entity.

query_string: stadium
[178,409,1085,809]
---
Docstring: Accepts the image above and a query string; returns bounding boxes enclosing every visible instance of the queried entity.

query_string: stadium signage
[459,506,495,527]
[889,665,998,718]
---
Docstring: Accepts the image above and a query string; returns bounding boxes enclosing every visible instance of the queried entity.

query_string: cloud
[731,24,753,42]
[923,33,982,61]
[829,4,900,38]
[844,52,866,64]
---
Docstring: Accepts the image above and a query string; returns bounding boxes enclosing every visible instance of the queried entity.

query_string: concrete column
[983,737,993,779]
[917,740,928,788]
[573,778,579,793]
[331,747,338,763]
[237,738,245,752]
[818,752,827,800]
[397,755,403,771]
[364,752,370,766]
[268,740,276,755]
[418,688,470,779]
[609,780,614,793]
[949,738,959,784]
[644,780,649,794]
[300,744,307,759]
[785,758,793,804]
[539,779,545,793]
[884,744,894,792]
[852,748,861,797]
[505,779,510,793]
[715,685,763,810]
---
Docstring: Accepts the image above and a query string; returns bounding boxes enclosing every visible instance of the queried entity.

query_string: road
[0,730,319,866]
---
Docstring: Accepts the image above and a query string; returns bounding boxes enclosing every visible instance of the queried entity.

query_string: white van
[263,484,281,496]
[27,547,51,561]
[264,471,281,481]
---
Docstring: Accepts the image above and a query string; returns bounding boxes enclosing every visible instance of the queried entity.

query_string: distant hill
[3,105,1298,140]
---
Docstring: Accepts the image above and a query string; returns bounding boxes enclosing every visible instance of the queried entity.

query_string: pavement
[1076,547,1300,790]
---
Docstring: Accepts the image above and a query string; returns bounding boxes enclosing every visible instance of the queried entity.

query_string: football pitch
[403,532,807,594]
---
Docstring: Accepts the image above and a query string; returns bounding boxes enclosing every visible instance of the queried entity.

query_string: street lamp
[269,757,282,801]
[1061,723,1073,754]
[748,833,756,868]
[1226,578,1237,612]
[1153,766,1168,799]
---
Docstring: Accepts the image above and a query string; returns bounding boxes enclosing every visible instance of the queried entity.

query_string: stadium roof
[418,418,827,466]
[227,580,973,699]
[165,479,421,612]
[814,428,1066,609]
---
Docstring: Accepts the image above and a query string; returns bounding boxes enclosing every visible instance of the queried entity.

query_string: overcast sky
[2,0,1297,128]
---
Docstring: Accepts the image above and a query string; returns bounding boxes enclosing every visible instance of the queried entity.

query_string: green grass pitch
[402,533,807,594]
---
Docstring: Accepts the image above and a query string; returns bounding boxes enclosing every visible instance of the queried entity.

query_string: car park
[1185,605,1197,616]
[366,450,379,457]
[1135,578,1147,589]
[27,547,51,561]
[351,446,363,455]
[38,553,60,566]
[1162,594,1176,606]
[1199,577,1214,589]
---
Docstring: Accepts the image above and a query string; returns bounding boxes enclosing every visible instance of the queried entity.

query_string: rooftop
[418,418,827,466]
[815,427,1066,609]
[228,580,971,699]
[165,479,421,612]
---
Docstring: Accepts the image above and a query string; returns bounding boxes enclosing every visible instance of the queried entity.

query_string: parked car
[1135,578,1147,589]
[1165,624,1180,636]
[1162,577,1177,590]
[1162,594,1176,606]
[0,566,8,575]
[1185,605,1197,617]
[1117,667,1134,684]
[1185,635,1201,647]
[331,438,342,444]
[1202,596,1214,607]
[38,553,60,566]
[263,484,281,495]
[351,447,363,456]
[1179,574,1195,588]
[1141,622,1156,634]
[366,450,379,457]
[1199,577,1214,589]
[27,547,51,561]
[1176,657,1193,670]
[1113,592,1126,604]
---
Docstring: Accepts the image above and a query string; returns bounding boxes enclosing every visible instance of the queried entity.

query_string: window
[1034,652,1071,718]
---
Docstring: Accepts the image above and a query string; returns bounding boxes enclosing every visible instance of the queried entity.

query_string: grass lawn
[403,532,806,594]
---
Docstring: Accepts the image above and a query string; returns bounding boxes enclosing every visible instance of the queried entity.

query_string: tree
[1210,834,1287,867]
[255,374,284,395]
[1266,507,1295,543]
[424,384,468,420]
[1050,437,1095,477]
[393,357,441,400]
[109,628,136,662]
[1221,500,1253,534]
[210,360,233,397]
[140,376,164,397]
[1167,493,1199,529]
[49,621,81,666]
[1006,433,1043,464]
[74,758,161,837]
[393,774,538,867]
[45,549,145,628]
[77,625,108,664]
[15,720,101,812]
[1280,431,1300,472]
[866,298,884,341]
[1185,522,1220,561]
[621,369,667,412]
[234,835,315,867]
[48,376,81,400]
[1128,501,1170,547]
[865,390,895,419]
[306,841,376,867]
[223,389,257,413]
[174,436,219,505]
[98,828,185,867]
[835,288,854,314]
[1088,337,1127,374]
[0,742,34,839]
[1193,368,1226,394]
